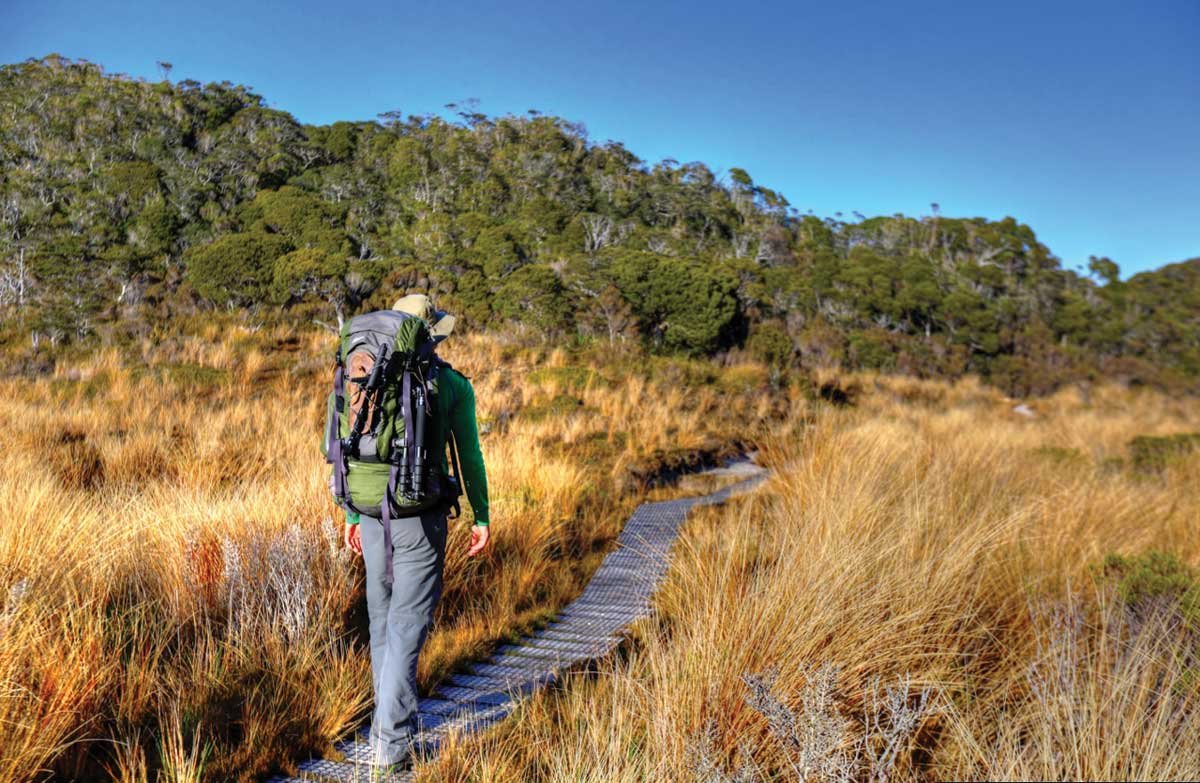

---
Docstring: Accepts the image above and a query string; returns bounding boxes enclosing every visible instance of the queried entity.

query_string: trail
[269,457,768,782]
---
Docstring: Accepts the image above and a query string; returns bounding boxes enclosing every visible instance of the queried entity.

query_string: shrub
[848,329,897,371]
[270,248,347,305]
[184,233,292,306]
[609,250,739,355]
[746,321,795,368]
[1128,433,1200,472]
[494,264,574,333]
[1096,550,1200,626]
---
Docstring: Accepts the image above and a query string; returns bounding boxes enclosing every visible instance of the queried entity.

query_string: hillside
[1,54,1197,393]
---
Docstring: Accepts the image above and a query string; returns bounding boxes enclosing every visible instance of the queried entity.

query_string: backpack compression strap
[379,368,415,587]
[382,460,399,587]
[327,341,350,507]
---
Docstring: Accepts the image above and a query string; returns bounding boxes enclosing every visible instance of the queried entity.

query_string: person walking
[327,293,491,773]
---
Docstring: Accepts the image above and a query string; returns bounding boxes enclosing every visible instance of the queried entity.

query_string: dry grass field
[3,324,1199,782]
[426,375,1200,782]
[0,321,792,782]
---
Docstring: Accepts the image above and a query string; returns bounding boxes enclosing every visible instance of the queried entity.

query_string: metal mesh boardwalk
[267,458,766,782]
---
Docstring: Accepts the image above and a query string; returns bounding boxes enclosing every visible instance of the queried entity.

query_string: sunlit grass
[425,374,1200,782]
[0,323,788,781]
[8,319,1196,782]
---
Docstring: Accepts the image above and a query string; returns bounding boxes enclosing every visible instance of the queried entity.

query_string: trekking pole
[411,373,428,501]
[344,341,390,459]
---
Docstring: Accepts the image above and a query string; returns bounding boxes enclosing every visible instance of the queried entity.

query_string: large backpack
[322,310,461,523]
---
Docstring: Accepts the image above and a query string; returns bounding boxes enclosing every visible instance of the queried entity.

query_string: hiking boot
[368,754,414,781]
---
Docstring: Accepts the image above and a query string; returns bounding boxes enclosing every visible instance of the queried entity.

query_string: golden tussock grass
[5,319,1198,782]
[424,374,1200,782]
[0,323,791,782]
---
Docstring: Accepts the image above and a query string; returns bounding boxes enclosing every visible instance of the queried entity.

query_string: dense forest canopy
[1,54,1196,393]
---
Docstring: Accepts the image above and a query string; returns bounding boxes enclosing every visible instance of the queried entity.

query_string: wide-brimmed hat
[392,293,456,341]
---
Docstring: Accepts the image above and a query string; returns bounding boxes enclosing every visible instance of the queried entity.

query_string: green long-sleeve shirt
[427,366,490,525]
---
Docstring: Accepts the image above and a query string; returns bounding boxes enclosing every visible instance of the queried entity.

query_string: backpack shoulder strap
[327,321,352,506]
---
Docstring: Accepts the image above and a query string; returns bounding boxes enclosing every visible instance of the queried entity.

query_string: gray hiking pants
[359,508,448,765]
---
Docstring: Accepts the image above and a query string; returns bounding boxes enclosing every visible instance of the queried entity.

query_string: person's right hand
[344,522,362,556]
[467,524,490,557]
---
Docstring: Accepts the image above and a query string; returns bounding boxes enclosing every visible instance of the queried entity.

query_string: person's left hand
[467,524,490,557]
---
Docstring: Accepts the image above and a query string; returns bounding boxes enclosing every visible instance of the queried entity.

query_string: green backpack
[322,309,461,522]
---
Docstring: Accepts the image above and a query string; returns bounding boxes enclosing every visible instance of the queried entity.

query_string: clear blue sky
[4,0,1197,276]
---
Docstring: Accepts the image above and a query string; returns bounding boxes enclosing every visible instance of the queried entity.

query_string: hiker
[322,293,491,772]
